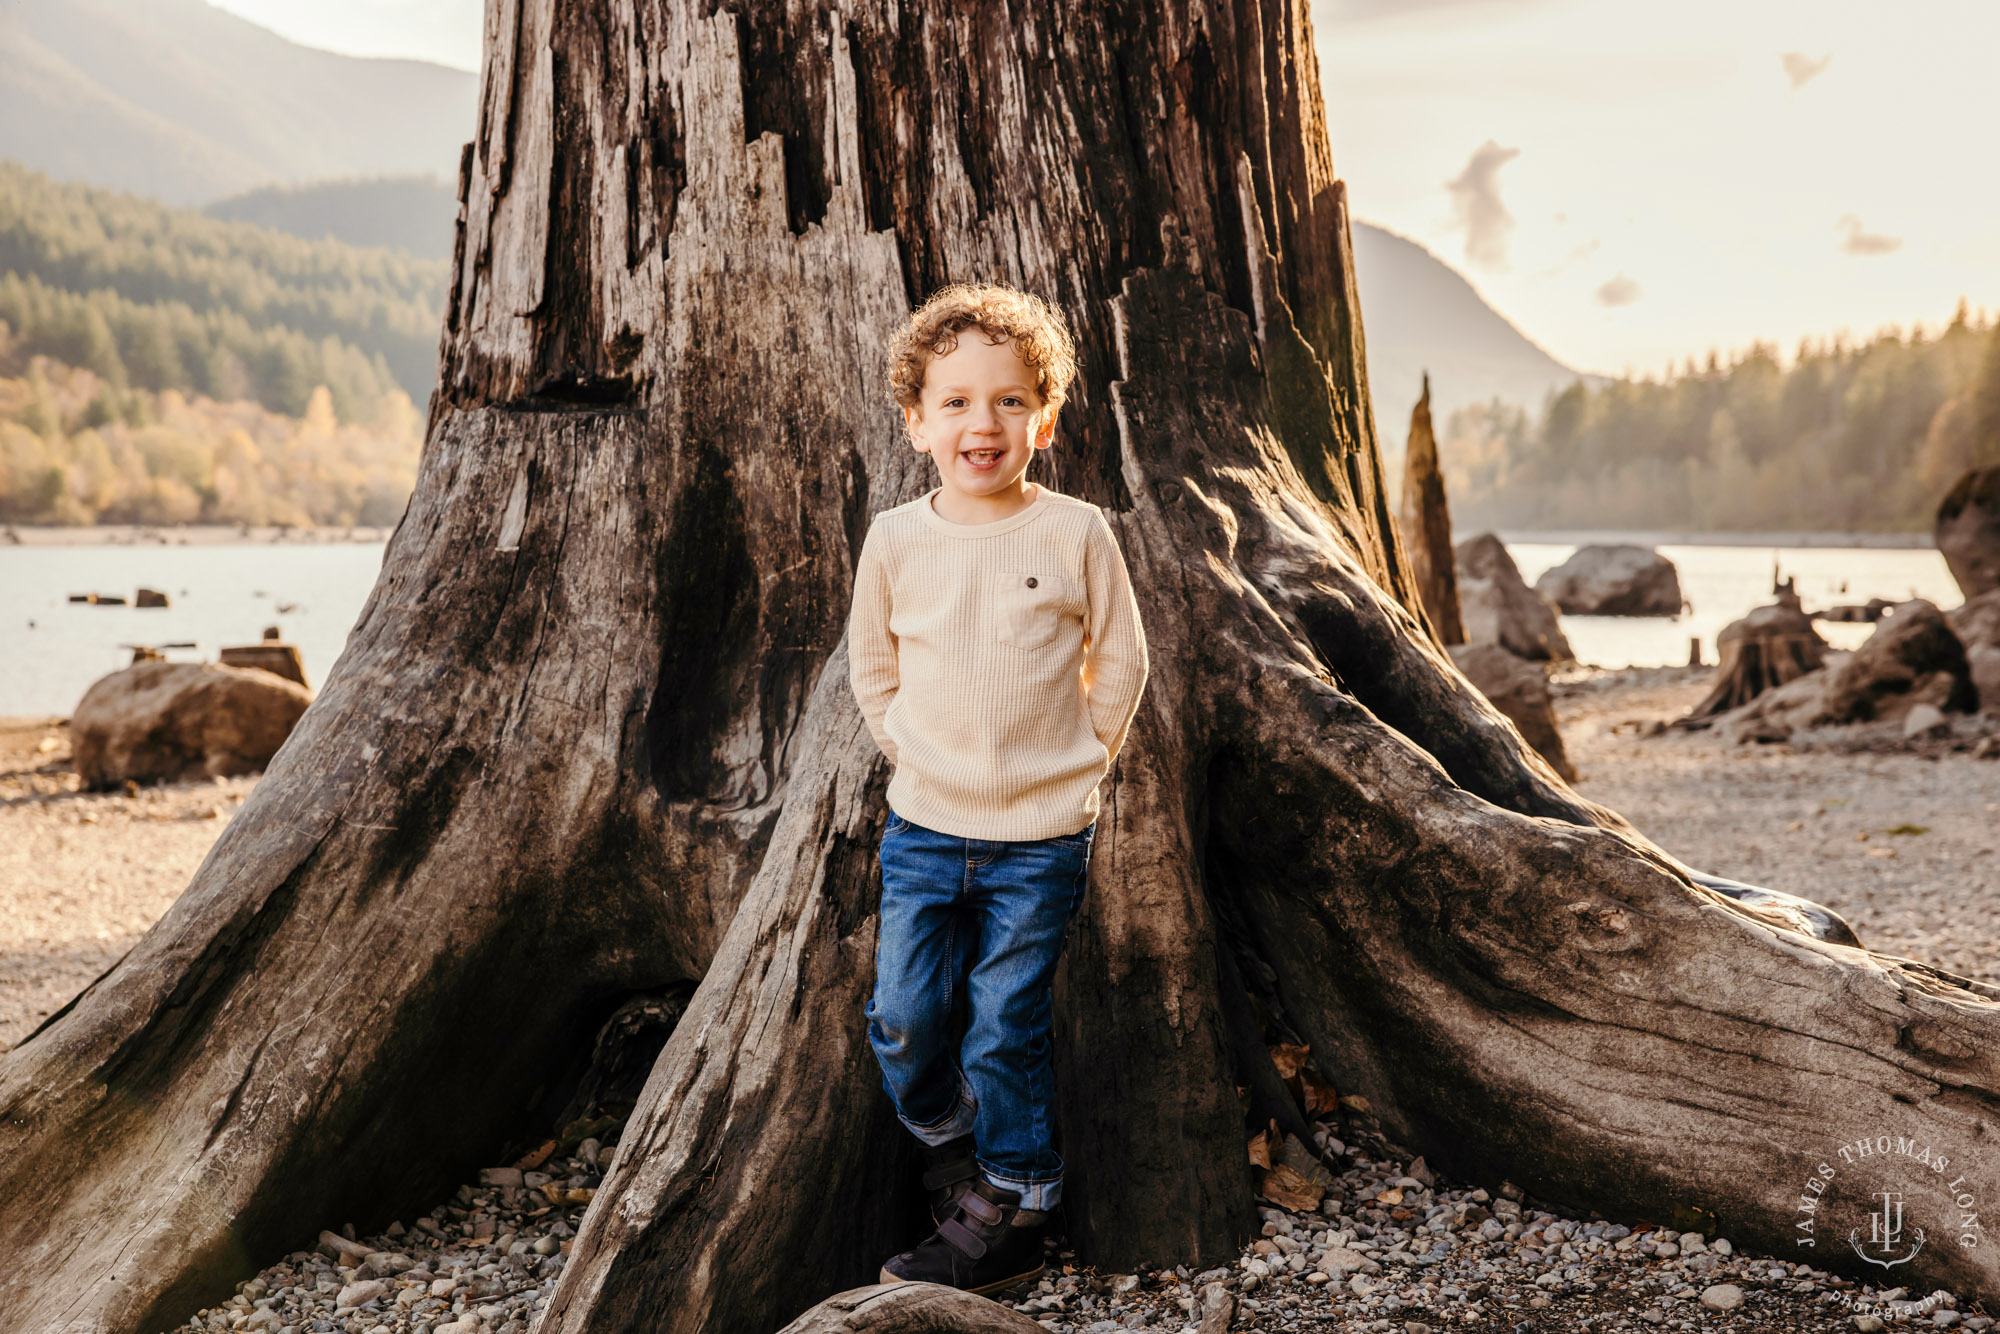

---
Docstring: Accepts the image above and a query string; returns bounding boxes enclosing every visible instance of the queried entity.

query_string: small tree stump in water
[1682,603,1826,723]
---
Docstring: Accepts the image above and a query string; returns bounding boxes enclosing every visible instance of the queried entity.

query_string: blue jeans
[867,809,1095,1212]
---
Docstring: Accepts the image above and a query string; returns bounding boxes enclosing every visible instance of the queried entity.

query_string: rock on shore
[1534,544,1684,617]
[1455,533,1573,661]
[71,662,311,789]
[1937,466,2000,599]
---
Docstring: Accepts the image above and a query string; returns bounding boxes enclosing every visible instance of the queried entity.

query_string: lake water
[1,541,389,717]
[1507,542,1960,670]
[0,536,1967,716]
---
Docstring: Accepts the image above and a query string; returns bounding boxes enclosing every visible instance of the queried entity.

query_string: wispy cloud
[1781,51,1832,91]
[1596,274,1643,307]
[1836,213,1901,256]
[1445,140,1521,271]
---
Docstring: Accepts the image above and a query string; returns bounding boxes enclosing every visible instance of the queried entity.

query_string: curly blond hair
[886,283,1078,421]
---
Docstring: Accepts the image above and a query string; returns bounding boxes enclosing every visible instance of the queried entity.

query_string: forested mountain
[174,173,1596,448]
[207,176,459,256]
[0,0,474,205]
[1442,305,2000,533]
[0,162,446,417]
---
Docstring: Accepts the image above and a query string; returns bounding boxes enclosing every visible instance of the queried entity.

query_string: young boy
[847,283,1150,1293]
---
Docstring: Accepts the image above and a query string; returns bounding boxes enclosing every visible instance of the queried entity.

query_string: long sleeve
[847,522,900,763]
[1080,510,1149,763]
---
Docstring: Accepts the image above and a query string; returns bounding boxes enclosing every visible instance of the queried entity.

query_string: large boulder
[1533,543,1684,617]
[1448,643,1576,781]
[1949,589,2000,712]
[1936,466,2000,598]
[71,661,313,789]
[1821,599,1976,725]
[1454,533,1573,661]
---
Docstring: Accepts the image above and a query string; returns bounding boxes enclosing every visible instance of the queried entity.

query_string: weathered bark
[1396,374,1464,646]
[1448,642,1575,781]
[7,2,2000,1333]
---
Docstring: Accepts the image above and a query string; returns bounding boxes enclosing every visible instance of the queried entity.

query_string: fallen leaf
[1258,1163,1324,1211]
[1338,1094,1373,1115]
[1269,1043,1310,1080]
[514,1139,558,1170]
[1868,847,1898,858]
[1887,824,1930,836]
[1298,1068,1339,1115]
[1248,1130,1271,1170]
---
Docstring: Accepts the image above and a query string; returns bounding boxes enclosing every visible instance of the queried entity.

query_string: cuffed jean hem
[981,1164,1063,1211]
[897,1077,978,1146]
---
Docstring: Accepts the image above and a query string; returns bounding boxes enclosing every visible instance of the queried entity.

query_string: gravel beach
[1552,666,2000,986]
[0,715,253,1046]
[5,666,1997,1332]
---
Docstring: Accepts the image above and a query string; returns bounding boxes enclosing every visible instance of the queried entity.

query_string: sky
[206,0,2000,382]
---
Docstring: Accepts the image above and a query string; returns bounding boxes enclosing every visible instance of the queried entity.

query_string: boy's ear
[1033,407,1057,450]
[903,403,926,449]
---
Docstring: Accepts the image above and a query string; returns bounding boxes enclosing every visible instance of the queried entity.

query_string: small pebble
[1699,1283,1744,1311]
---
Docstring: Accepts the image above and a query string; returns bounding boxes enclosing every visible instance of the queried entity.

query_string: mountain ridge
[1351,221,1603,438]
[0,0,474,205]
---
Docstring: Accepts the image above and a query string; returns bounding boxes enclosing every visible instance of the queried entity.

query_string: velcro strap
[957,1191,1004,1226]
[922,1159,977,1191]
[939,1217,989,1259]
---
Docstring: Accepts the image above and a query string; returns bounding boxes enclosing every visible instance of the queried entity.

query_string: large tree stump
[1397,373,1465,646]
[6,3,2000,1333]
[1681,602,1827,722]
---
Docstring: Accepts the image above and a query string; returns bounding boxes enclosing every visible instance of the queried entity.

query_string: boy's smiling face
[904,330,1054,507]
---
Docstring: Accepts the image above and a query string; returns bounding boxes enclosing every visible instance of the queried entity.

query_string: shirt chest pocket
[994,569,1074,651]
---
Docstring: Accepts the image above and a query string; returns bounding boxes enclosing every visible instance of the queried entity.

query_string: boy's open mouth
[963,449,1002,467]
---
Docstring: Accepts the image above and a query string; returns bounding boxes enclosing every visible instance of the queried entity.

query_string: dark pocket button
[1026,577,1038,587]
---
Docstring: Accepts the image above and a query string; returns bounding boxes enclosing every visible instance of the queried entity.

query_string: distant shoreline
[1,525,395,547]
[1,524,1939,550]
[1495,529,1934,550]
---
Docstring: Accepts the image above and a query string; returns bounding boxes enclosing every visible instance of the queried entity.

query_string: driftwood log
[1397,373,1464,646]
[774,1284,1044,1334]
[5,3,2000,1333]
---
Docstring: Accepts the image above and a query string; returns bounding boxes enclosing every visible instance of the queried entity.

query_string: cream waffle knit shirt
[847,483,1150,841]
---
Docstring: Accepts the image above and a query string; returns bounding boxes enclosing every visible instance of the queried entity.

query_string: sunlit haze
[208,0,2000,380]
[1313,0,2000,377]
